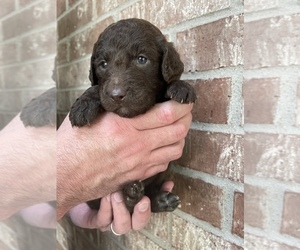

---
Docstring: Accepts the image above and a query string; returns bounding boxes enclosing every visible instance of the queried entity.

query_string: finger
[161,181,174,192]
[131,196,151,230]
[146,112,191,150]
[130,101,193,130]
[96,194,113,231]
[111,192,132,234]
[68,203,98,228]
[149,139,185,166]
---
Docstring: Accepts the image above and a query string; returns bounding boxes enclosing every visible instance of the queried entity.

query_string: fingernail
[138,202,149,212]
[113,192,123,203]
[106,194,111,202]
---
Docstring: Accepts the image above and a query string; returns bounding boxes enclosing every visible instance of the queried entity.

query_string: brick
[281,192,300,238]
[0,42,18,66]
[69,0,81,7]
[0,0,15,18]
[244,14,300,69]
[97,0,129,16]
[57,59,90,88]
[124,230,164,250]
[2,59,55,88]
[57,41,69,65]
[245,133,300,183]
[2,0,56,40]
[244,184,266,229]
[172,173,223,228]
[20,27,56,61]
[144,213,169,242]
[69,17,114,61]
[19,0,36,8]
[244,0,279,12]
[120,0,230,29]
[75,225,99,248]
[0,91,24,112]
[190,78,231,124]
[57,0,93,40]
[232,192,244,238]
[245,233,299,250]
[244,78,280,124]
[57,0,66,17]
[177,15,243,72]
[177,130,243,182]
[297,81,300,126]
[172,215,243,250]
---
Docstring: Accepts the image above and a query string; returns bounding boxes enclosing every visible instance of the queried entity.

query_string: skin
[0,114,56,220]
[57,101,193,232]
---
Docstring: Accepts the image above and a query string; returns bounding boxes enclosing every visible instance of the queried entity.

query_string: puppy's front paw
[151,191,180,213]
[69,98,100,127]
[123,181,145,213]
[165,80,197,104]
[69,85,103,127]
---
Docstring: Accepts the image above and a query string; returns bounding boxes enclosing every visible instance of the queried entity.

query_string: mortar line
[244,66,300,79]
[173,209,244,247]
[274,74,299,126]
[0,22,56,45]
[245,225,300,248]
[0,84,55,92]
[190,122,244,134]
[171,164,244,192]
[244,124,300,135]
[140,229,171,250]
[0,54,55,69]
[0,0,47,22]
[245,175,300,193]
[245,3,300,23]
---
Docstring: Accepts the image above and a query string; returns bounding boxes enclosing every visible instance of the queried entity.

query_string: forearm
[0,115,56,219]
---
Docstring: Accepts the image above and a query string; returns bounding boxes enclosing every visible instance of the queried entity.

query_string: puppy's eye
[137,56,148,65]
[100,60,108,69]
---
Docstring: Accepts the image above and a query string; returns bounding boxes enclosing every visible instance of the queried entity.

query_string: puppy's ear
[89,42,99,86]
[162,42,184,83]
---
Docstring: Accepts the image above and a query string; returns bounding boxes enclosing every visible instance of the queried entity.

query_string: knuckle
[157,106,176,124]
[173,123,187,140]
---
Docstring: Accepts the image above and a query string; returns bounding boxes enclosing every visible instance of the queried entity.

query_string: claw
[181,99,184,103]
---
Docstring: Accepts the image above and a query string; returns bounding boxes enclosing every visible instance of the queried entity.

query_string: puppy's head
[90,18,184,117]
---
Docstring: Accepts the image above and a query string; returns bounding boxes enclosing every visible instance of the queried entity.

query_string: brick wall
[244,0,300,249]
[56,0,245,249]
[0,0,56,129]
[0,0,56,249]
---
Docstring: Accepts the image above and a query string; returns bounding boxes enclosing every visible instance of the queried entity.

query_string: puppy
[69,18,196,213]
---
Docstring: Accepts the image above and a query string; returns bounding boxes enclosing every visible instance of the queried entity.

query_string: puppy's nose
[110,87,127,102]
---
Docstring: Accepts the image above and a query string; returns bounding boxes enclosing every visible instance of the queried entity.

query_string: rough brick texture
[244,4,300,250]
[177,130,243,182]
[232,192,244,238]
[190,78,231,124]
[244,14,300,69]
[177,15,243,72]
[244,78,280,124]
[172,173,223,228]
[281,192,300,238]
[245,133,300,183]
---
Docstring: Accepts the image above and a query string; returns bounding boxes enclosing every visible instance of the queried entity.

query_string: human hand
[68,181,174,233]
[57,100,192,219]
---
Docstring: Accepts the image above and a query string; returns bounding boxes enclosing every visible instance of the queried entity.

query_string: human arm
[0,114,56,220]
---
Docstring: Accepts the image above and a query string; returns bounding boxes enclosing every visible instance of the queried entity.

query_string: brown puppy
[69,18,196,213]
